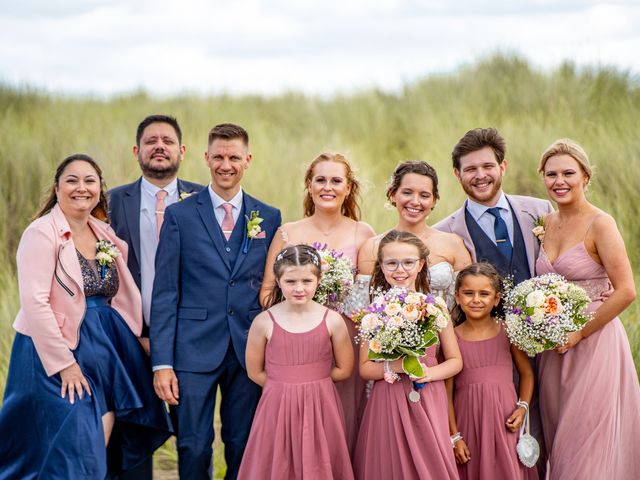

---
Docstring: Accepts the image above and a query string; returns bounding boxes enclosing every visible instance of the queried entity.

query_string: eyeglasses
[381,258,421,272]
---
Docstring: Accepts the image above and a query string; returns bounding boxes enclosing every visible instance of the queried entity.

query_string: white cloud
[0,1,638,96]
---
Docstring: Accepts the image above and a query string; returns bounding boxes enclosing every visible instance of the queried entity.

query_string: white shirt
[465,192,514,245]
[140,177,178,326]
[208,184,243,227]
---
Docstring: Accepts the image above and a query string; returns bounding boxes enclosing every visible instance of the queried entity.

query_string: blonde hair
[538,138,592,180]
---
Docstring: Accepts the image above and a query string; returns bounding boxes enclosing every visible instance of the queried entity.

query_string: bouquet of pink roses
[352,286,449,379]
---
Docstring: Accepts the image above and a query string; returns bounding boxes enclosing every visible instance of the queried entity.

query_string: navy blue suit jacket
[108,178,204,289]
[150,188,281,372]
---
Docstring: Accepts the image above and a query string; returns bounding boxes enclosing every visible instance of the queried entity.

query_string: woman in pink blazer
[0,154,172,479]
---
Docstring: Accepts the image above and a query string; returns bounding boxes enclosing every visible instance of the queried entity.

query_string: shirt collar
[208,184,243,211]
[140,177,178,197]
[466,192,509,221]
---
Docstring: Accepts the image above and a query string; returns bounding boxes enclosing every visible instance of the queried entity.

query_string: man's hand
[153,368,180,405]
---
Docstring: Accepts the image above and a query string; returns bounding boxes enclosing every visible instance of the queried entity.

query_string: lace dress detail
[77,250,119,297]
[429,262,456,310]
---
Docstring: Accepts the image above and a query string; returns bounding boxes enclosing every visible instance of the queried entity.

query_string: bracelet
[516,399,529,412]
[450,432,463,447]
[383,361,400,384]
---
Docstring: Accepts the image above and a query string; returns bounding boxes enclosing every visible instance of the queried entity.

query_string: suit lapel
[507,195,537,277]
[230,194,253,278]
[195,189,231,271]
[451,202,477,262]
[123,179,142,268]
[177,179,197,199]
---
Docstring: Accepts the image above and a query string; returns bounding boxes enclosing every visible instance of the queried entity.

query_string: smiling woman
[0,154,172,479]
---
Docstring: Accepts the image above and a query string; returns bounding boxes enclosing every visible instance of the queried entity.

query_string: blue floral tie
[486,207,513,260]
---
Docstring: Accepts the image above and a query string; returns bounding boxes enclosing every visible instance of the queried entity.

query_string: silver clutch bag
[516,409,540,468]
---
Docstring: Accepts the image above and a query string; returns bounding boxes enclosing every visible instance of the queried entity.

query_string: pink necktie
[155,190,168,238]
[221,203,235,240]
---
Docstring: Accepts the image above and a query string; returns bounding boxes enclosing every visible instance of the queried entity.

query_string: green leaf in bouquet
[422,330,439,347]
[397,346,424,357]
[368,351,401,361]
[544,340,556,350]
[402,355,425,378]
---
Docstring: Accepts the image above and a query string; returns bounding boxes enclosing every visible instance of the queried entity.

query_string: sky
[1,0,638,97]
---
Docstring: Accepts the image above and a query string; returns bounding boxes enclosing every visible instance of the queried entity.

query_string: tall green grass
[1,54,638,477]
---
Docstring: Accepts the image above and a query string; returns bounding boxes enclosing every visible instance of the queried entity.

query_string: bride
[357,161,471,308]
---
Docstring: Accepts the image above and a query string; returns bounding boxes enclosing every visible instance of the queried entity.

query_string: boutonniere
[178,191,193,201]
[530,215,545,244]
[96,240,121,279]
[242,210,265,253]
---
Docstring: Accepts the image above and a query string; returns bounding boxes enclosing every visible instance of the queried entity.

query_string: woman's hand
[412,363,432,384]
[556,330,583,354]
[506,407,526,432]
[453,439,471,464]
[59,362,91,404]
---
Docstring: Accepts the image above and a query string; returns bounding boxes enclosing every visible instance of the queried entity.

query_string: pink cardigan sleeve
[16,224,76,376]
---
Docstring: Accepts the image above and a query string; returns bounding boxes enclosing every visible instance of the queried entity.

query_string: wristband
[450,432,463,447]
[516,399,529,412]
[383,361,400,384]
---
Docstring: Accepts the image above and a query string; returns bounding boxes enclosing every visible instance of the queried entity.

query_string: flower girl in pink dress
[446,263,537,480]
[354,230,462,480]
[239,244,354,480]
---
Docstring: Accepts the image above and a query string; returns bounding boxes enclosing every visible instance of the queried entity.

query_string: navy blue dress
[0,252,172,479]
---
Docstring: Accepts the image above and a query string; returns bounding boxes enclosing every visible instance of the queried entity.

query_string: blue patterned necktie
[486,207,513,260]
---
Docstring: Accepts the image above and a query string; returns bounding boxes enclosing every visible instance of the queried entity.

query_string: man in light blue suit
[108,114,203,479]
[435,127,552,479]
[150,123,281,479]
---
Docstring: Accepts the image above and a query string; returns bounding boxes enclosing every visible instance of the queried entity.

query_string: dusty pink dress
[332,243,368,457]
[238,309,353,480]
[454,326,537,480]
[536,243,640,480]
[353,346,459,480]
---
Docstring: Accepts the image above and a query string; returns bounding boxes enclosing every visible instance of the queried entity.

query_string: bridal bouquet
[312,243,354,314]
[352,287,449,378]
[504,273,592,356]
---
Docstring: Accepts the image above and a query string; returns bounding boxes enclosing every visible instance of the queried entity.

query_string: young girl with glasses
[239,245,354,479]
[353,230,462,480]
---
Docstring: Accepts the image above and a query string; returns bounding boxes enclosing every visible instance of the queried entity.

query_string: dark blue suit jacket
[108,178,204,289]
[150,188,281,372]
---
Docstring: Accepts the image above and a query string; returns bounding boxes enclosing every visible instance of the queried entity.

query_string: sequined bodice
[429,262,456,310]
[77,250,119,298]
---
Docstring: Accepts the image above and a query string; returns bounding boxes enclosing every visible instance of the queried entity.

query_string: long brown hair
[303,153,362,220]
[35,153,109,222]
[264,244,322,308]
[371,230,430,293]
[451,262,503,325]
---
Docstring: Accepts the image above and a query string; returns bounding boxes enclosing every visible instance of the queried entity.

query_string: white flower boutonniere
[96,240,121,278]
[531,216,545,244]
[243,210,265,253]
[178,191,193,201]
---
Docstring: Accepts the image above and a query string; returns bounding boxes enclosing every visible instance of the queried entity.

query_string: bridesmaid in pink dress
[354,231,462,480]
[447,263,537,480]
[241,245,354,479]
[535,139,640,480]
[260,153,375,455]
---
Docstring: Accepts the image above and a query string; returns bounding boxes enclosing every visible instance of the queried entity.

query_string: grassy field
[1,54,638,477]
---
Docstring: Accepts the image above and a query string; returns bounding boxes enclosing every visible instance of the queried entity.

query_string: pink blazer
[13,203,142,376]
[433,194,554,276]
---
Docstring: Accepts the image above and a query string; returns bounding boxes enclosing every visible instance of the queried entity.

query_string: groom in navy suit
[108,114,203,479]
[150,123,281,479]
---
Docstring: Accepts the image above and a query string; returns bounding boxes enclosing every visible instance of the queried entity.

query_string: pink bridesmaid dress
[238,309,353,480]
[536,243,640,480]
[353,346,459,480]
[454,326,537,480]
[332,243,368,457]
